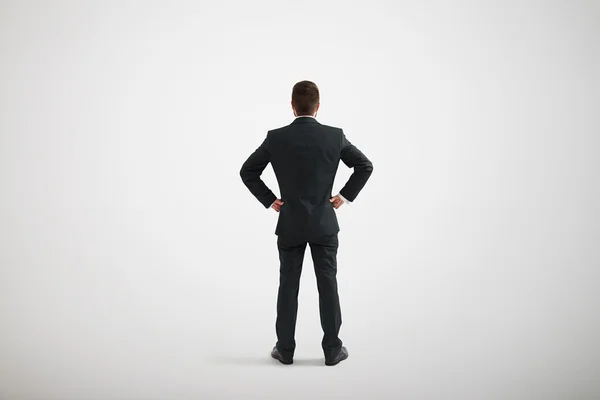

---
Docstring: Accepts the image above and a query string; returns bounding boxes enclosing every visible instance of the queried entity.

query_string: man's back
[241,116,373,240]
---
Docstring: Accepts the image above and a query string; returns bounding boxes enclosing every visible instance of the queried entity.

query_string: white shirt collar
[294,114,316,119]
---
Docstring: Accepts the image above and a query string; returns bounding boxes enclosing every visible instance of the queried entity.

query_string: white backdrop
[1,1,599,399]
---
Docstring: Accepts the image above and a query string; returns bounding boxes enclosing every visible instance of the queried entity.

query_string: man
[239,80,373,366]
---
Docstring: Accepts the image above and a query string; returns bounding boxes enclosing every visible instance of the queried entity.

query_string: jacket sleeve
[338,129,373,202]
[240,133,278,208]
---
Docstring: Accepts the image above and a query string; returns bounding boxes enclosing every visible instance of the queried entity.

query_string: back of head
[292,81,320,115]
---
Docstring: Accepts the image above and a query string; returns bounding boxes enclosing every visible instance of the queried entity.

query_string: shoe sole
[271,353,293,365]
[325,353,348,366]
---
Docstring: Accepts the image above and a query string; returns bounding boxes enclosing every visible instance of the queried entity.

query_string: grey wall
[1,1,598,399]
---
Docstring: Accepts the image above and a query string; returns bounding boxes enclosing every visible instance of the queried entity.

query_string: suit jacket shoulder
[319,123,342,131]
[269,126,287,134]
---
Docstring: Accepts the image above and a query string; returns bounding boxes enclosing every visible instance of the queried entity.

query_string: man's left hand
[271,199,284,212]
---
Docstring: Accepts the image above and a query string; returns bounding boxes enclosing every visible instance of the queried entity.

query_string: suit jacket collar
[291,115,320,125]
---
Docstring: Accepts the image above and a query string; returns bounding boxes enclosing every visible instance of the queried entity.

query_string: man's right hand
[329,195,345,209]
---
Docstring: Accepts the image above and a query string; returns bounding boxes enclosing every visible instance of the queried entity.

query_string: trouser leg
[275,235,307,360]
[309,233,343,361]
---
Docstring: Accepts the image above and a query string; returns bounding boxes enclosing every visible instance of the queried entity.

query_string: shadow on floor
[208,355,324,367]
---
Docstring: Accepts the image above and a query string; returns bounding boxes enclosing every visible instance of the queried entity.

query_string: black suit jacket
[240,116,373,240]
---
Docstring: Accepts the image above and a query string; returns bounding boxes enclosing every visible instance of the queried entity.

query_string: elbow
[240,165,257,186]
[240,166,248,183]
[362,161,374,174]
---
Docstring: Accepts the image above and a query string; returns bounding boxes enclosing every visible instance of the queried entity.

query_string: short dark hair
[292,80,320,115]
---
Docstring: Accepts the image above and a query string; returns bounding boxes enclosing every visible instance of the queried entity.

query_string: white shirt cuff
[338,193,351,204]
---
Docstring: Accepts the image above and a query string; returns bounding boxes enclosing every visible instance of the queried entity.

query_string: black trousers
[275,232,343,362]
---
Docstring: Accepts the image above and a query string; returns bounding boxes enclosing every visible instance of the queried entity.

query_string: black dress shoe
[271,346,293,365]
[325,346,348,366]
